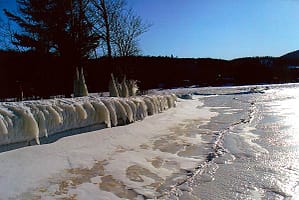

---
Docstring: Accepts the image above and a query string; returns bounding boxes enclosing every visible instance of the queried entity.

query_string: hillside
[281,50,299,59]
[0,51,299,100]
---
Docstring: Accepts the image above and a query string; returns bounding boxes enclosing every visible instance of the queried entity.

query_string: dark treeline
[0,0,150,99]
[1,51,299,99]
[2,1,298,100]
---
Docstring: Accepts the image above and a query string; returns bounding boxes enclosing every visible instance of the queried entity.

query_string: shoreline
[0,97,217,199]
[1,84,298,199]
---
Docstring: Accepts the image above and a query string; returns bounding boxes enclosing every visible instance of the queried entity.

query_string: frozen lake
[165,84,299,199]
[0,84,298,199]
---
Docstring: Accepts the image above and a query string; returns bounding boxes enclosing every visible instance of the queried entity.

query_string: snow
[0,94,177,146]
[224,126,269,158]
[0,95,217,199]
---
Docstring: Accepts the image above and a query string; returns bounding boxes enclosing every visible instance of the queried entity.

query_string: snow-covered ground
[0,94,216,199]
[0,94,176,146]
[2,84,298,199]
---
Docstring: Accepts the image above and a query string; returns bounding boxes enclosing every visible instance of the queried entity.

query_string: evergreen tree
[4,0,99,67]
[55,0,99,69]
[4,0,56,55]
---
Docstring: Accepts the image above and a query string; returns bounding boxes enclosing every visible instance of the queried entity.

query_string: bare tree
[89,0,149,57]
[112,8,149,56]
[89,0,124,58]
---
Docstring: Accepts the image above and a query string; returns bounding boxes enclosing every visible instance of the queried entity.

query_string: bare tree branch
[88,0,150,57]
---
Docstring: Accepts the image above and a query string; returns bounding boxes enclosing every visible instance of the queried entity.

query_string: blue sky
[128,0,299,59]
[1,0,299,59]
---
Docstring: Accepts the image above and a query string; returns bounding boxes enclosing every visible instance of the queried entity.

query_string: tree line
[1,0,149,71]
[1,53,298,100]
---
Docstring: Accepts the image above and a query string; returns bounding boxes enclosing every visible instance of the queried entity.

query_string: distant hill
[0,50,299,99]
[281,50,299,59]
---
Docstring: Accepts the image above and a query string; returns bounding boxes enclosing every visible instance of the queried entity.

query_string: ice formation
[108,74,120,97]
[120,76,129,98]
[0,94,177,146]
[73,67,89,97]
[128,80,138,96]
[108,73,139,97]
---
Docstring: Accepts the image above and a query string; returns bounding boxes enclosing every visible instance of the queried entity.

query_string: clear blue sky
[128,0,299,59]
[1,0,299,59]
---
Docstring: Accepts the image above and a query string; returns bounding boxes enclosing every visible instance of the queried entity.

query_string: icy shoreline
[0,94,177,146]
[1,84,297,199]
[0,95,217,199]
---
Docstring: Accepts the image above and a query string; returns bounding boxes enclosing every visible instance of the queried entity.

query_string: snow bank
[0,95,216,199]
[0,94,177,146]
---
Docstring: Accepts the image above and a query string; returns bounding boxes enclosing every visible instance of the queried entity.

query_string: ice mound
[0,94,177,145]
[177,94,193,100]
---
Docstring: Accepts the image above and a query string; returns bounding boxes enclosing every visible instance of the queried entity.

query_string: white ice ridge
[0,94,177,146]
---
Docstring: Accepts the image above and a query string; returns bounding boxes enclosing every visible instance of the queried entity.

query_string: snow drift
[0,94,177,146]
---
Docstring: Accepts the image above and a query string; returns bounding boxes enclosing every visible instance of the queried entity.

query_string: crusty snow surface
[0,93,217,199]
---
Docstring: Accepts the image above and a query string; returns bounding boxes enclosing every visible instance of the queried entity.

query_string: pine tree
[4,0,56,55]
[4,0,99,67]
[57,0,99,69]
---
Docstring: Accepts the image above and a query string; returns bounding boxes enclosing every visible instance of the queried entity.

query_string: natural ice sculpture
[74,67,89,97]
[109,73,120,97]
[109,74,139,97]
[0,94,177,146]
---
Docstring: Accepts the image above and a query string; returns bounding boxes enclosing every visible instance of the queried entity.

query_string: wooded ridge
[1,50,299,99]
